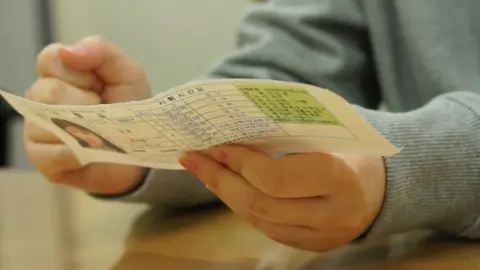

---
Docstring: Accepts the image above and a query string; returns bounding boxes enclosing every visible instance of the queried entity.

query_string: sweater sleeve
[356,91,480,239]
[203,0,380,108]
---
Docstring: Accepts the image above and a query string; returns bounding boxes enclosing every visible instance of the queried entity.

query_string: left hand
[178,144,386,252]
[24,36,151,195]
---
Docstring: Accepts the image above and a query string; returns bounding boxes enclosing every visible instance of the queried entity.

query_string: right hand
[24,36,151,195]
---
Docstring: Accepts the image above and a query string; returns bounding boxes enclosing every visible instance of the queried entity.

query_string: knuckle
[36,43,63,71]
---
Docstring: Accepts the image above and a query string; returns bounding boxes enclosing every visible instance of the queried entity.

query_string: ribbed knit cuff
[354,92,480,239]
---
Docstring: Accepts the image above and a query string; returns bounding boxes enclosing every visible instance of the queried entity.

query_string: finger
[204,145,343,198]
[238,212,338,252]
[25,141,83,182]
[26,140,146,194]
[57,163,146,194]
[201,144,273,188]
[24,121,61,144]
[37,43,103,91]
[59,35,148,86]
[24,77,100,143]
[25,77,101,105]
[58,35,150,103]
[178,151,324,227]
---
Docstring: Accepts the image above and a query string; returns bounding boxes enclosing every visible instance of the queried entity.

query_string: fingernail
[66,43,88,55]
[178,153,198,174]
[215,149,228,163]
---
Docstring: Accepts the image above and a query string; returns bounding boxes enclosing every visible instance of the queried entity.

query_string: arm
[205,0,380,108]
[109,0,378,208]
[115,90,480,241]
[103,1,480,240]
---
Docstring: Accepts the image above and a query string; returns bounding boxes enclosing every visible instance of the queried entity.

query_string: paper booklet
[0,79,400,170]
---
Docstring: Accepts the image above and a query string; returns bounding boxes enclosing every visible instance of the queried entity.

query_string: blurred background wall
[52,2,249,267]
[0,0,50,169]
[1,0,249,170]
[51,0,248,92]
[0,2,249,269]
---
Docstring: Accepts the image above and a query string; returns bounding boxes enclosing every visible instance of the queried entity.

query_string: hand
[24,36,151,195]
[178,145,386,252]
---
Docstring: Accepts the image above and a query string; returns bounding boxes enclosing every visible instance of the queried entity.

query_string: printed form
[0,79,400,169]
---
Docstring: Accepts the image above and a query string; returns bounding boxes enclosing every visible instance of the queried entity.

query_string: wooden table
[1,170,479,270]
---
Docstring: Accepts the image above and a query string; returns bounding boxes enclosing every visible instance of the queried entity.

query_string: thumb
[58,36,148,87]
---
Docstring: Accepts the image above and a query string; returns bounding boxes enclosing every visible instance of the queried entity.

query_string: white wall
[50,0,249,92]
[1,0,46,170]
[0,0,41,94]
[48,2,249,268]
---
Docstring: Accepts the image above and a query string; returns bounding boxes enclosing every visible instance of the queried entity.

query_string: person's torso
[364,0,480,112]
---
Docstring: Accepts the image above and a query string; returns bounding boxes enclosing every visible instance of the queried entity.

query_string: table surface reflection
[1,170,479,270]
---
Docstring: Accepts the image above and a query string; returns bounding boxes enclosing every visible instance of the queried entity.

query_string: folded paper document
[0,79,400,169]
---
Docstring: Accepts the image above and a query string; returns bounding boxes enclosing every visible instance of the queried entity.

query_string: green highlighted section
[235,83,342,125]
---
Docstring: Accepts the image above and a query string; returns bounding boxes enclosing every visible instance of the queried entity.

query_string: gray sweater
[108,0,480,240]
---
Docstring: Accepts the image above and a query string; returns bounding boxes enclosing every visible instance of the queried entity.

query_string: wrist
[332,153,386,240]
